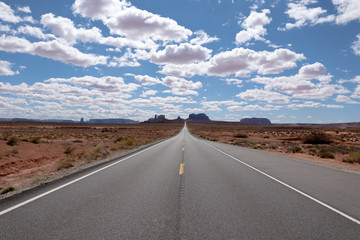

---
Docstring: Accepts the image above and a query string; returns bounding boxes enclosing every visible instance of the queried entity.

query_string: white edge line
[203,141,360,226]
[0,137,172,216]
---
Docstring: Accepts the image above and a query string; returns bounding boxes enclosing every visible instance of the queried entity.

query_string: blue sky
[0,0,359,123]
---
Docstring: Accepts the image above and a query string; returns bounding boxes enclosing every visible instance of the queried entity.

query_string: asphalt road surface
[1,124,360,239]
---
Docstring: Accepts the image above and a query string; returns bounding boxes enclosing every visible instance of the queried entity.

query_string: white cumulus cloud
[41,13,103,44]
[335,95,359,104]
[280,0,335,30]
[140,90,157,97]
[151,43,212,65]
[0,2,21,23]
[17,6,31,13]
[161,76,202,96]
[236,9,272,45]
[352,33,360,55]
[0,35,108,67]
[0,60,18,75]
[17,25,54,40]
[190,30,219,45]
[46,76,139,93]
[72,0,192,43]
[333,0,360,24]
[158,47,305,78]
[250,62,349,99]
[207,47,305,77]
[125,74,161,86]
[237,89,290,104]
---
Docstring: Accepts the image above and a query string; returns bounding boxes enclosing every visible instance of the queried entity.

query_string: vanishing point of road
[1,124,360,239]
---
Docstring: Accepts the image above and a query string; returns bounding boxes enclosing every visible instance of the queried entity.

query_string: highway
[0,124,360,239]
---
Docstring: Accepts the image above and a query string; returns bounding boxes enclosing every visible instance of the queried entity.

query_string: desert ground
[187,122,360,171]
[1,121,360,197]
[0,121,182,196]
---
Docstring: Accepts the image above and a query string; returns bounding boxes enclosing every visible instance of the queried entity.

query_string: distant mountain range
[88,118,139,124]
[0,118,77,123]
[144,113,211,123]
[0,118,139,124]
[1,116,359,126]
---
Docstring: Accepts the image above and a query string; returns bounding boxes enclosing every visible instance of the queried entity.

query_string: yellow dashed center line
[179,163,184,175]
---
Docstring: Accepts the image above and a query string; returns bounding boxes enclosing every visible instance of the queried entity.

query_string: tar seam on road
[0,137,172,216]
[175,139,186,240]
[202,140,360,226]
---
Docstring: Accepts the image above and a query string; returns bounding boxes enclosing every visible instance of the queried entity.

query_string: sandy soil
[0,122,182,195]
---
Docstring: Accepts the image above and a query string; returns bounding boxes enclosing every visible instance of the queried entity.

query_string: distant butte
[187,113,211,121]
[240,117,272,125]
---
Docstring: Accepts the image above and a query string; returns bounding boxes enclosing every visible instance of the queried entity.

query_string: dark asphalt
[0,124,359,239]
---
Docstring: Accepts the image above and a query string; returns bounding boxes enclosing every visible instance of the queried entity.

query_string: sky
[0,0,359,123]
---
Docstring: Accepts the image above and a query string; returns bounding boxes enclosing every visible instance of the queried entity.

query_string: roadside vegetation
[1,186,15,195]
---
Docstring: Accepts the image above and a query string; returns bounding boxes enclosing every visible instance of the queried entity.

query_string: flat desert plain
[1,121,359,197]
[0,121,182,196]
[187,122,360,171]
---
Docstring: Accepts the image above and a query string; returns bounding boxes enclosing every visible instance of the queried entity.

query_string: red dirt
[187,122,360,172]
[0,122,182,192]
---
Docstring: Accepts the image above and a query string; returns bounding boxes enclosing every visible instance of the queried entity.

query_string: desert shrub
[64,146,76,155]
[308,148,317,156]
[84,143,109,161]
[57,158,74,170]
[111,138,140,151]
[125,138,136,146]
[11,147,19,155]
[319,151,335,159]
[1,187,15,195]
[234,133,248,138]
[343,152,360,163]
[268,144,277,149]
[252,144,263,149]
[110,144,119,151]
[29,136,41,144]
[6,136,19,146]
[1,132,11,141]
[302,132,332,144]
[114,136,124,143]
[2,147,18,157]
[287,145,302,153]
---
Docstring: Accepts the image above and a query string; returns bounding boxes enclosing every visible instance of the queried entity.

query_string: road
[0,124,360,239]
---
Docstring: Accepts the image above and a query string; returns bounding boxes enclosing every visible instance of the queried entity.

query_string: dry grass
[110,138,141,151]
[56,157,74,171]
[1,186,15,195]
[29,136,41,144]
[344,152,360,163]
[6,136,19,146]
[84,143,109,162]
